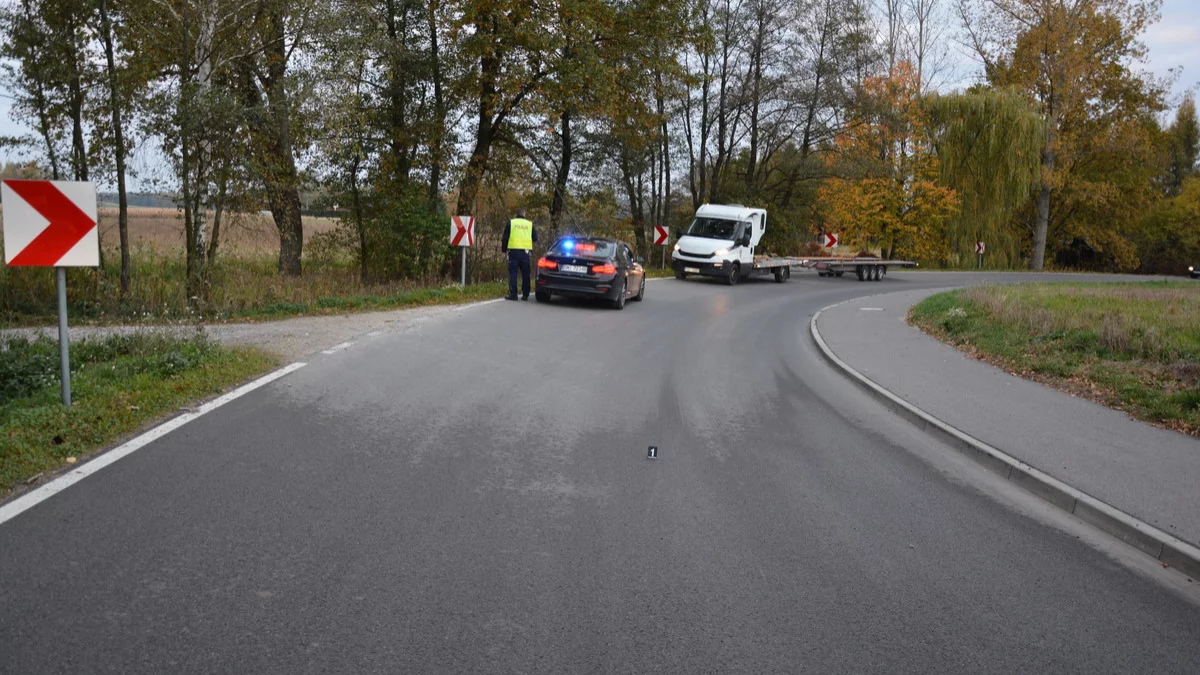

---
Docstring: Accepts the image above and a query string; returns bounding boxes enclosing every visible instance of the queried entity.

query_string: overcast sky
[1,0,1197,191]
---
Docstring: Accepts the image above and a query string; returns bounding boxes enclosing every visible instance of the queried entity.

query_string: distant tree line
[0,0,1197,302]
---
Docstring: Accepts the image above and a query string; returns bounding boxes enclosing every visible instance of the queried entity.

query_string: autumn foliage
[818,63,959,262]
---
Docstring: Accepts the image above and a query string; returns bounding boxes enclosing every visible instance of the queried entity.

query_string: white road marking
[0,362,307,527]
[321,341,354,355]
[860,307,884,311]
[366,331,382,337]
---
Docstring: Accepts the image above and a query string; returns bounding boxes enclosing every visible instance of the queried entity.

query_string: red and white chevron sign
[450,215,475,247]
[653,224,669,246]
[2,180,98,267]
[976,241,986,254]
[823,233,839,248]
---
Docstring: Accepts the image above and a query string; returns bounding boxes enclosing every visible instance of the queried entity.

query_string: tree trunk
[350,154,367,284]
[255,6,304,276]
[456,27,499,218]
[66,11,88,183]
[99,0,131,294]
[384,0,411,185]
[1031,119,1057,270]
[427,0,445,209]
[184,4,216,306]
[208,165,228,265]
[550,110,572,235]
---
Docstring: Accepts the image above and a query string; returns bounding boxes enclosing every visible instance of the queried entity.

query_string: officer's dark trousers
[508,250,531,299]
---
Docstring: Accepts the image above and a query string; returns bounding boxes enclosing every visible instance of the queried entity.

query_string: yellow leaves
[818,61,960,262]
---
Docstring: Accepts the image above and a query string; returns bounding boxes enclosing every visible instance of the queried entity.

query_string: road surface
[2,271,1198,674]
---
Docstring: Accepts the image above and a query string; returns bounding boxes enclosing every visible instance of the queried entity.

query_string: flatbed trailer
[800,257,918,281]
[676,255,808,284]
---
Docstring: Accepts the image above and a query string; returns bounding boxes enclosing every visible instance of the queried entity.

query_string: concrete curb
[810,303,1200,582]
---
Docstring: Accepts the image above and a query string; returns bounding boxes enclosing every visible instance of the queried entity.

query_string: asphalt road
[2,271,1199,674]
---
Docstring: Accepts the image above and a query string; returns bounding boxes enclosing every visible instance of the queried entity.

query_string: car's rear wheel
[610,281,626,310]
[632,277,645,301]
[535,289,551,302]
[725,262,740,286]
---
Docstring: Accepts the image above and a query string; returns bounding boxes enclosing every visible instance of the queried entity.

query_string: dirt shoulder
[0,299,501,362]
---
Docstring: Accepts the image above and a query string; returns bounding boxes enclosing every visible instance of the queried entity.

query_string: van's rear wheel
[774,268,786,283]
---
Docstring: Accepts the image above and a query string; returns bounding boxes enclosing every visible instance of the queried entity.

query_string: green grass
[1,332,276,493]
[0,248,516,327]
[227,281,509,321]
[909,282,1200,435]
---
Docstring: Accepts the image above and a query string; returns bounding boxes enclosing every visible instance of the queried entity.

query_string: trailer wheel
[774,268,787,283]
[835,271,844,277]
[725,262,740,286]
[873,265,883,281]
[856,265,866,281]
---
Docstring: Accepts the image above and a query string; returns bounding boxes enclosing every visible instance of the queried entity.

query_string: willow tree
[958,0,1164,270]
[925,88,1043,267]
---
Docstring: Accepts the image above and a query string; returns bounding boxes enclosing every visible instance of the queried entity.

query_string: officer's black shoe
[521,296,529,301]
[504,295,518,301]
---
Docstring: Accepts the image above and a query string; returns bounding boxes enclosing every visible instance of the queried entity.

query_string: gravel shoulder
[1,300,502,361]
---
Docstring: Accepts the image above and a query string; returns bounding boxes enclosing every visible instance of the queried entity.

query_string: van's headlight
[714,248,729,256]
[673,243,680,252]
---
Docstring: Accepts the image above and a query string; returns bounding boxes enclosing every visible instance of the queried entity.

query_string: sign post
[2,180,99,406]
[654,224,669,268]
[56,268,70,405]
[450,215,475,286]
[823,233,839,249]
[976,241,985,269]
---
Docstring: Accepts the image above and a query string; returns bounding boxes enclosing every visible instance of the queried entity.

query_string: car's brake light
[537,257,557,270]
[592,263,617,275]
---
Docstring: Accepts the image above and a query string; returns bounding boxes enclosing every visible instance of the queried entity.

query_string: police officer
[501,208,538,301]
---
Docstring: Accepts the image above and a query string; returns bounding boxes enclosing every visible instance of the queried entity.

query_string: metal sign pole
[461,247,467,286]
[56,266,71,406]
[978,252,982,269]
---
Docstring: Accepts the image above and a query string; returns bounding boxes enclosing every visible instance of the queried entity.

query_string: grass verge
[225,281,508,321]
[1,332,276,494]
[908,282,1200,436]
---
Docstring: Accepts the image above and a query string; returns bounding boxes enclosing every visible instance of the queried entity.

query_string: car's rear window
[550,239,616,258]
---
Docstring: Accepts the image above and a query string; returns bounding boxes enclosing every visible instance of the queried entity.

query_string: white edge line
[0,361,307,527]
[321,341,353,355]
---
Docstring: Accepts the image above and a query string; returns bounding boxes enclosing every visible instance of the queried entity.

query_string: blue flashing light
[563,240,575,250]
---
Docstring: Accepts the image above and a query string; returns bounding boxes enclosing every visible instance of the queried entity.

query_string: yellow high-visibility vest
[508,218,534,250]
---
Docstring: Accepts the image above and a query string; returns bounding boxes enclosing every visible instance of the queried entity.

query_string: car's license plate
[684,267,700,273]
[561,264,588,274]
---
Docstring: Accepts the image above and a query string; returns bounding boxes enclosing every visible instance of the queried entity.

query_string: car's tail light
[537,257,557,270]
[592,263,617,275]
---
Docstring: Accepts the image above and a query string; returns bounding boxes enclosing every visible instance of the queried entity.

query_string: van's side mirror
[675,228,683,239]
[742,234,752,247]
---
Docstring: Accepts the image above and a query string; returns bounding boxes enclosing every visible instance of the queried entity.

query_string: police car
[535,236,646,309]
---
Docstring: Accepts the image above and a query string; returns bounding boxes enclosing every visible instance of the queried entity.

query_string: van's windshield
[686,217,742,241]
